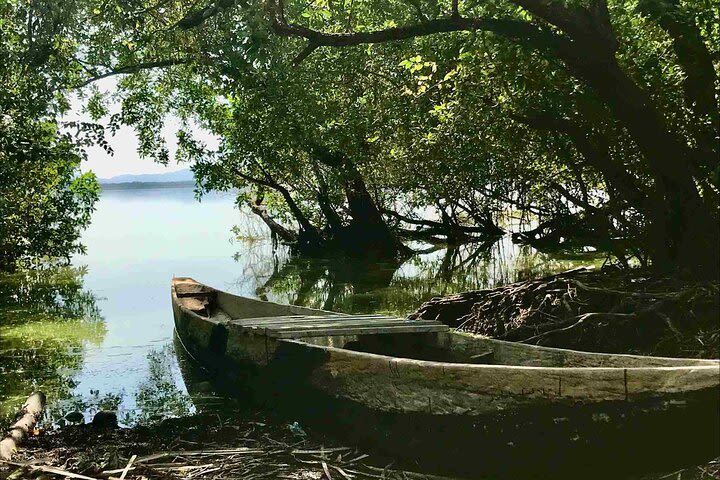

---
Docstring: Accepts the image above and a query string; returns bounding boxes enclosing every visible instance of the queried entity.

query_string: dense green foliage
[65,0,717,276]
[3,0,717,275]
[0,0,100,271]
[0,119,99,270]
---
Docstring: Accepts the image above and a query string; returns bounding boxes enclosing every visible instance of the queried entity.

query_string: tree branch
[549,181,596,212]
[509,111,647,208]
[293,42,320,64]
[69,58,192,90]
[232,165,320,237]
[268,0,569,63]
[230,166,277,190]
[382,208,502,236]
[176,0,244,30]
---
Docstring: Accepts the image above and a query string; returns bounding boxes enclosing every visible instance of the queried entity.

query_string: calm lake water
[0,185,590,425]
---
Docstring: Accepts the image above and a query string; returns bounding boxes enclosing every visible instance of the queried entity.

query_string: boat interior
[174,277,719,369]
[296,331,719,368]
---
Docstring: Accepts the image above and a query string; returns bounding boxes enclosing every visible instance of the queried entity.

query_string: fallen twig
[1,460,99,480]
[117,454,136,480]
[0,392,46,460]
[322,460,332,479]
[135,447,263,463]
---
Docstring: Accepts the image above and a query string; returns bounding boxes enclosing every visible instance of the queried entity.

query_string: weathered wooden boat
[172,277,720,476]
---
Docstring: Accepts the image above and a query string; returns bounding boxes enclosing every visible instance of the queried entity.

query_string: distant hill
[99,169,194,185]
[99,180,196,191]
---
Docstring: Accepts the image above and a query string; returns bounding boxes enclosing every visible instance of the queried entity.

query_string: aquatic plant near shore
[0,267,105,420]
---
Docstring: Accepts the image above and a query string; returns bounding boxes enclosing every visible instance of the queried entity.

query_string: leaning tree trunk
[233,166,327,255]
[520,0,720,278]
[588,59,719,278]
[247,198,298,244]
[0,392,45,460]
[340,163,410,260]
[313,148,410,260]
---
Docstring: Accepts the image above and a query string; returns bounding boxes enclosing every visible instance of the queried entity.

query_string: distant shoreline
[99,180,196,191]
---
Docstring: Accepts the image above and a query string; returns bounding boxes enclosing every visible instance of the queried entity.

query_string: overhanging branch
[268,0,569,63]
[293,42,319,64]
[509,111,647,208]
[176,0,246,30]
[70,58,193,90]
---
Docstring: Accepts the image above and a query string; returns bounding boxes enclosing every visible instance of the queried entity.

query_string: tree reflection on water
[128,344,194,424]
[43,343,195,427]
[245,239,597,316]
[0,266,105,419]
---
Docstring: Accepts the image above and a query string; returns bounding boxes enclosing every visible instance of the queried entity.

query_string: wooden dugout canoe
[171,276,720,474]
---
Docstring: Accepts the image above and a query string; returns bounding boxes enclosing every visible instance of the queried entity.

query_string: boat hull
[171,279,720,477]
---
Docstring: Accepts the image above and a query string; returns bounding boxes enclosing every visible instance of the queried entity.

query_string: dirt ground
[1,405,718,480]
[1,412,457,480]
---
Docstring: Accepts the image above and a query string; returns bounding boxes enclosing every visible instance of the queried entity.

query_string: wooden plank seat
[173,278,217,316]
[230,314,448,339]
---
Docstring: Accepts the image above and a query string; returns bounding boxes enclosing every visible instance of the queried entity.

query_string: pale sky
[66,78,218,179]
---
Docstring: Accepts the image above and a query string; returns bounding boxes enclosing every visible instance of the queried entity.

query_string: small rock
[92,411,118,429]
[64,411,84,424]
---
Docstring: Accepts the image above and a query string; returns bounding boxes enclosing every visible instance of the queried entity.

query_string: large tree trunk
[518,0,719,278]
[341,163,411,259]
[312,148,410,259]
[577,57,718,277]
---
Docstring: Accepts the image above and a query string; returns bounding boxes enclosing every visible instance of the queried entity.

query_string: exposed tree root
[411,267,720,357]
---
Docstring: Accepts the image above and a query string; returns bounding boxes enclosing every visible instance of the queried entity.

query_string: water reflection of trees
[256,255,401,312]
[0,267,105,419]
[127,344,193,425]
[239,238,598,316]
[47,391,123,427]
[45,343,195,426]
[0,266,102,319]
